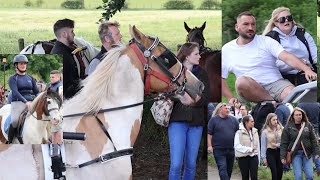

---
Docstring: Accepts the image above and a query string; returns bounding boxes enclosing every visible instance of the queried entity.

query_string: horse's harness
[30,92,62,121]
[15,92,62,144]
[129,36,187,94]
[63,36,189,168]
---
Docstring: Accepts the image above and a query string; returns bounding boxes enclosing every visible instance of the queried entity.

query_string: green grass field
[0,0,216,9]
[0,8,221,90]
[0,9,221,54]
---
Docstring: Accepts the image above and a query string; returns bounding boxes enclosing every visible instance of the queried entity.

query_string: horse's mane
[64,45,130,114]
[74,37,99,60]
[29,92,45,113]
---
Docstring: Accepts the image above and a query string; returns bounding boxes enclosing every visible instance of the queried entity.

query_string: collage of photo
[0,0,319,179]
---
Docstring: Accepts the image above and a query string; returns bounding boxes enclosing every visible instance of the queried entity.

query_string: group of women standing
[234,107,319,180]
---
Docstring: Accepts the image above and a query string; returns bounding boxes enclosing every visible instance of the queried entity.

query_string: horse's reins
[63,91,175,118]
[64,36,188,168]
[65,91,176,169]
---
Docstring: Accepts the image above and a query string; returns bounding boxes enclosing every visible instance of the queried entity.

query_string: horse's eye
[47,101,51,104]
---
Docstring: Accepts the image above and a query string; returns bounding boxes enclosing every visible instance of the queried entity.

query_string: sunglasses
[276,15,293,23]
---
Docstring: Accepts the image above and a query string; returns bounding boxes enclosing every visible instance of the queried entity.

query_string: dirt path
[208,165,242,180]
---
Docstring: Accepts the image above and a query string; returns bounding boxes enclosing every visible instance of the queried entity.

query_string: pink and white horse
[62,25,204,180]
[0,25,204,180]
[0,90,62,144]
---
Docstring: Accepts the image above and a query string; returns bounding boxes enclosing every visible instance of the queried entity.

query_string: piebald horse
[20,37,99,66]
[62,25,204,180]
[0,25,204,180]
[184,21,222,102]
[0,89,62,144]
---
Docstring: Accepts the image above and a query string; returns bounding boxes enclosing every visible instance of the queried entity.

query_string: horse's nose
[52,117,61,124]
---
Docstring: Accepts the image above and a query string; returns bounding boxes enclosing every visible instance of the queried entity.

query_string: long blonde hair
[261,113,283,133]
[262,7,301,35]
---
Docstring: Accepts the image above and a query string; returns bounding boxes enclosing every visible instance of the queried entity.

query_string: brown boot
[317,170,320,176]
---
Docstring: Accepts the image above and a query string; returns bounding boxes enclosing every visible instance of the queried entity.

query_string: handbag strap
[291,122,305,151]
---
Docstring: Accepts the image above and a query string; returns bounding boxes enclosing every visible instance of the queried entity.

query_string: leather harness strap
[69,115,134,169]
[78,148,133,168]
[129,43,172,94]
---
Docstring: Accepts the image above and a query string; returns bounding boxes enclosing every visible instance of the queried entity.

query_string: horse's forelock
[187,28,206,47]
[47,90,62,108]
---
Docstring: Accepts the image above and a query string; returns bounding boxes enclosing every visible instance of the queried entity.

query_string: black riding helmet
[13,54,29,66]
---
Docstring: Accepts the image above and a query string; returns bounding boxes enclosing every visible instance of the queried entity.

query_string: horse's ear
[130,25,145,43]
[200,21,206,32]
[184,22,191,32]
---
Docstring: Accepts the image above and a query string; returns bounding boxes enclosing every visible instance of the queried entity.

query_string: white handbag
[150,98,174,127]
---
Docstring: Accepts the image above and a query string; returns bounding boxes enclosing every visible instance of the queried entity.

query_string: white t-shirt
[222,35,284,86]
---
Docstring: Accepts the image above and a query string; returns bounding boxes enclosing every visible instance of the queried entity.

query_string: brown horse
[184,21,221,103]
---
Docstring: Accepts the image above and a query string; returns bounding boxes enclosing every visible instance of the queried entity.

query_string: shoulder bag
[286,122,305,165]
[150,97,174,127]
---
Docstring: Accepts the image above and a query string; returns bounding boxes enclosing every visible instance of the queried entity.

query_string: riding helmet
[13,54,29,64]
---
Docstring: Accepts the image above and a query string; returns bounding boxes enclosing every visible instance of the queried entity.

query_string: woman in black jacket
[168,42,210,180]
[280,107,320,180]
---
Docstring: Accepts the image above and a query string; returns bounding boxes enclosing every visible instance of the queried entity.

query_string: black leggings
[238,155,258,180]
[266,148,283,180]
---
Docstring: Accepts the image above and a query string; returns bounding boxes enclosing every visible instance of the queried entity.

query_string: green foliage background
[0,54,62,90]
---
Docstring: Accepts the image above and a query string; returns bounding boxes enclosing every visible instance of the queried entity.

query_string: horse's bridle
[64,37,191,169]
[129,36,187,95]
[34,94,61,121]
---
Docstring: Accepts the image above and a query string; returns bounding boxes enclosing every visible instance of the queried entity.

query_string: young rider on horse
[7,54,39,144]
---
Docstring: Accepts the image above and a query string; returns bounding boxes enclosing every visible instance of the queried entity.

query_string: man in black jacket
[51,18,85,99]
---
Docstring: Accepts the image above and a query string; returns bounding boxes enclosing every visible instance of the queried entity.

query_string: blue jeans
[292,150,314,180]
[312,152,320,172]
[168,122,203,180]
[213,148,235,180]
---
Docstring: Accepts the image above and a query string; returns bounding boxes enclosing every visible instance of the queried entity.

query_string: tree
[98,0,126,21]
[27,54,62,82]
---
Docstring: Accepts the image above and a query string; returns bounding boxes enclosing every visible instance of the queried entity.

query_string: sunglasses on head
[276,15,293,23]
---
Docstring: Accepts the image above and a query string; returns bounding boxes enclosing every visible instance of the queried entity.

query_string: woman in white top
[262,7,317,86]
[234,115,260,180]
[260,113,283,180]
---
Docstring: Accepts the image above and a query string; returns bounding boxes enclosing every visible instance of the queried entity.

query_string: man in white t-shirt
[222,11,317,103]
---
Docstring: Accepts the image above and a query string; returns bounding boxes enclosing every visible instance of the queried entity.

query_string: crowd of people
[210,7,318,180]
[2,5,317,180]
[208,102,320,180]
